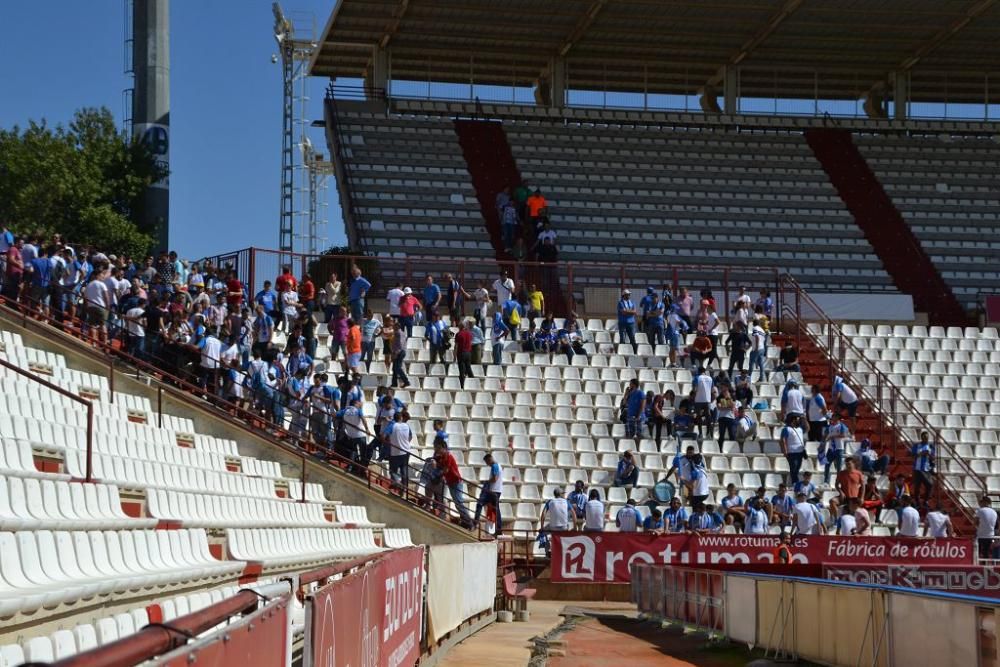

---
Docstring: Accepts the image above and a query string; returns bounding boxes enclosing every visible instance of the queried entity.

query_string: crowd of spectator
[0,226,963,541]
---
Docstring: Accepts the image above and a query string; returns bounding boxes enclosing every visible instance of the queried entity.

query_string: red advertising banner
[824,564,1000,599]
[154,597,289,666]
[551,533,973,583]
[985,296,1000,324]
[307,546,425,667]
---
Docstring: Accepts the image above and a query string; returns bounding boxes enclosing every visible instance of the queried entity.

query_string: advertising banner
[552,533,972,583]
[825,564,1000,599]
[307,547,425,667]
[152,597,289,666]
[426,542,498,643]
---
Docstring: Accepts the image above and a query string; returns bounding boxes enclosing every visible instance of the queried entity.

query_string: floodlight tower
[273,3,321,255]
[130,0,170,251]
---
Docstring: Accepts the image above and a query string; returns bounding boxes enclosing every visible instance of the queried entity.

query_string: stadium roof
[310,0,1000,102]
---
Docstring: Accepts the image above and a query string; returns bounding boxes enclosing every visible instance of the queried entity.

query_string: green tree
[0,107,166,258]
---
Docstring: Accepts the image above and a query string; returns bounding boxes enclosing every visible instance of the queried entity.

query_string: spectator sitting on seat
[688,333,713,370]
[774,341,799,375]
[884,473,910,522]
[898,495,921,538]
[721,483,745,527]
[583,489,605,532]
[856,437,890,476]
[615,499,642,532]
[734,374,754,409]
[567,479,588,528]
[770,483,795,528]
[836,500,858,535]
[672,403,697,444]
[734,402,757,444]
[521,321,539,353]
[861,475,884,522]
[794,471,819,503]
[613,450,639,487]
[687,502,718,533]
[663,496,689,533]
[852,497,872,535]
[643,508,665,533]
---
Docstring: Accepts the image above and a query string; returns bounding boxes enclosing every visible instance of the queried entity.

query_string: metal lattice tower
[273,3,321,254]
[304,145,334,255]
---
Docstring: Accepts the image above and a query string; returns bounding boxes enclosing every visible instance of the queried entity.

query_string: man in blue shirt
[613,450,639,487]
[911,430,936,508]
[615,499,642,532]
[638,287,656,333]
[822,412,851,484]
[422,275,441,320]
[567,480,588,528]
[623,379,646,439]
[617,289,638,353]
[490,312,509,367]
[663,497,688,533]
[793,471,819,503]
[645,294,665,347]
[425,311,450,370]
[347,265,371,323]
[25,246,53,314]
[255,281,280,322]
[642,508,665,532]
[501,297,522,342]
[770,484,795,528]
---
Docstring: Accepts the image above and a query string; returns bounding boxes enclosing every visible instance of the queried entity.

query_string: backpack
[509,308,521,326]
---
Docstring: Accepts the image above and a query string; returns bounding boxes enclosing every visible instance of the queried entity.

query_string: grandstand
[3,0,1000,664]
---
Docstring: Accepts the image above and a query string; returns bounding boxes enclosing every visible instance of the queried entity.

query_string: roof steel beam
[704,0,804,88]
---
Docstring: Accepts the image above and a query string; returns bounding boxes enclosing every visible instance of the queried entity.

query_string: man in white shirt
[792,492,825,535]
[83,272,110,342]
[584,489,605,532]
[386,283,404,316]
[924,503,953,538]
[124,297,147,359]
[338,399,369,474]
[199,327,224,395]
[692,370,716,439]
[540,488,571,532]
[836,506,857,535]
[388,411,412,490]
[492,271,514,312]
[782,381,804,423]
[851,498,871,536]
[898,496,922,538]
[780,416,807,485]
[976,495,998,559]
[615,499,642,532]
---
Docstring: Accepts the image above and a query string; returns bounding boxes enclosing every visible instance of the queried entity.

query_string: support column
[723,65,738,114]
[891,71,910,120]
[366,46,389,98]
[551,57,566,109]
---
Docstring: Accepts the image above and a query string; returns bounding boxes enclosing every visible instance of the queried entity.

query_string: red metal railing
[0,356,95,482]
[0,297,490,538]
[777,274,984,524]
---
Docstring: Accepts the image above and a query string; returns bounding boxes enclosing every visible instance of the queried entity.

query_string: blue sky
[0,0,344,259]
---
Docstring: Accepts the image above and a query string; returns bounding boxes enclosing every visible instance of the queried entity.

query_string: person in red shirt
[225,270,243,308]
[275,266,297,294]
[2,237,24,301]
[434,440,473,526]
[455,320,474,388]
[397,287,420,337]
[298,274,316,314]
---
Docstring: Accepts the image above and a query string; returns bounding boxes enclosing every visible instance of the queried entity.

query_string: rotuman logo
[560,535,597,579]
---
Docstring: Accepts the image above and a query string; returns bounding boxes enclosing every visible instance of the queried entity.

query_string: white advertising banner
[426,543,498,643]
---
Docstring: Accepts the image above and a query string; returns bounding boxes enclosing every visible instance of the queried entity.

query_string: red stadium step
[453,119,570,315]
[775,333,974,535]
[804,128,968,327]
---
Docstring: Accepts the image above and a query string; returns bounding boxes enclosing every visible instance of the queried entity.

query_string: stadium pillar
[367,46,389,99]
[551,57,566,108]
[723,66,738,114]
[132,0,170,252]
[892,71,910,120]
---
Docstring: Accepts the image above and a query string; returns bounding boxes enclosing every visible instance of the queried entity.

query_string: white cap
[403,287,412,295]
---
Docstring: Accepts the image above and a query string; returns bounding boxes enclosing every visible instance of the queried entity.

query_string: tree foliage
[0,107,167,258]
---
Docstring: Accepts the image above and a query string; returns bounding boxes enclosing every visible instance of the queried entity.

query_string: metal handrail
[0,297,491,538]
[0,356,95,482]
[779,274,985,521]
